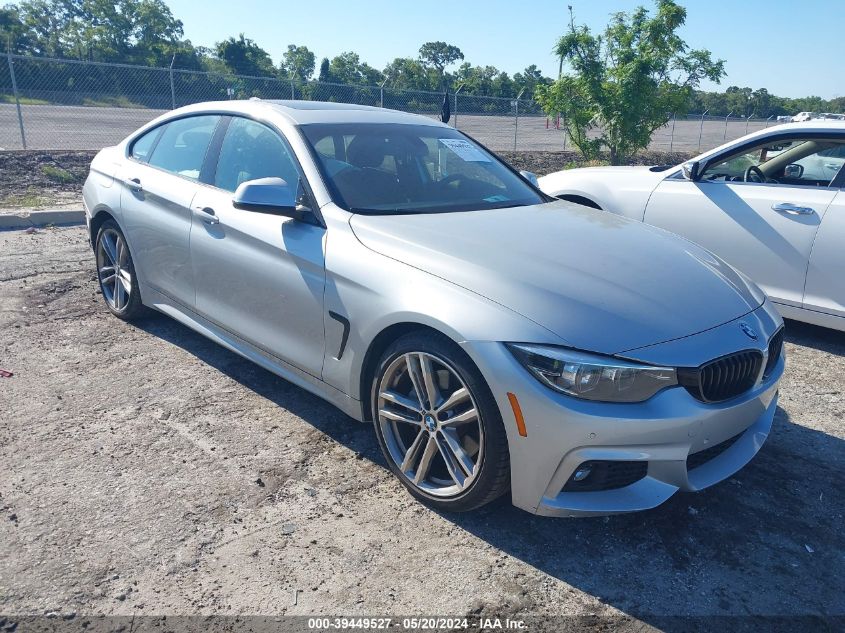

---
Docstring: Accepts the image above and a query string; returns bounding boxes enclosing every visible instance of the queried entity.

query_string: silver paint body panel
[83,100,784,515]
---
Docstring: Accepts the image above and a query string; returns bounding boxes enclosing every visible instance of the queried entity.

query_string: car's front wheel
[95,219,145,320]
[371,331,510,512]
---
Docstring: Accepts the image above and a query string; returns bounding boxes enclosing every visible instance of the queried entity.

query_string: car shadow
[784,317,845,355]
[134,313,844,627]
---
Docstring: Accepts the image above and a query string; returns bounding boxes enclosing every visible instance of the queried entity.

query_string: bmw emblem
[424,414,437,432]
[739,322,758,340]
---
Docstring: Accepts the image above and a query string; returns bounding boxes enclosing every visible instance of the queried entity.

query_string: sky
[164,0,843,99]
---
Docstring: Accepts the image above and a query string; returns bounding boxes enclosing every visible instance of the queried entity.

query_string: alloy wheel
[376,352,484,497]
[96,228,132,312]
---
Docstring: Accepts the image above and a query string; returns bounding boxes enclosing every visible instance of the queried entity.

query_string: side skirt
[773,301,845,332]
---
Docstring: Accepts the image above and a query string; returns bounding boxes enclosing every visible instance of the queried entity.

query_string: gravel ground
[0,226,843,627]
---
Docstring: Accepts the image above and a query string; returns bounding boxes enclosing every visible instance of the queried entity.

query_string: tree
[317,57,330,82]
[328,51,383,85]
[14,0,191,64]
[215,33,274,76]
[0,4,32,52]
[383,56,436,91]
[418,41,463,88]
[725,85,753,117]
[513,64,551,99]
[15,0,70,57]
[535,1,725,164]
[280,44,315,81]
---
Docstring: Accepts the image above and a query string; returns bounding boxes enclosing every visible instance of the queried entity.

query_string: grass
[2,93,148,108]
[563,159,611,169]
[0,191,46,208]
[40,164,77,184]
[0,94,51,106]
[81,96,146,109]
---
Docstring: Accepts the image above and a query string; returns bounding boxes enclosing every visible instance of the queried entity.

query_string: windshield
[300,123,546,214]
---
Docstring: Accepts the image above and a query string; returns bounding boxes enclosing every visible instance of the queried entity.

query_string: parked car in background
[83,100,784,517]
[539,121,845,332]
[792,112,818,122]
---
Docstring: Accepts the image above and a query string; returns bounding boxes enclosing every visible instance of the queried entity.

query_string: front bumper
[462,306,784,517]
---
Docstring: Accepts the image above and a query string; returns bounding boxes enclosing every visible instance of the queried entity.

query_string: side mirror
[233,177,302,219]
[784,163,804,179]
[681,161,700,181]
[519,170,539,187]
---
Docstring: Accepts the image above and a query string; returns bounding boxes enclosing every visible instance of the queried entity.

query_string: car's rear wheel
[371,331,510,512]
[95,220,145,320]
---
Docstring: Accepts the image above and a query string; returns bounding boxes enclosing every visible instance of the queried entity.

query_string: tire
[94,219,146,321]
[370,330,510,512]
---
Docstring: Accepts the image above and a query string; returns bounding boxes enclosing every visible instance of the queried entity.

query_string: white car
[792,112,818,122]
[539,121,845,331]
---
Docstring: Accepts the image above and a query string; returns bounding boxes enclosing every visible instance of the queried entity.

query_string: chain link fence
[1,53,783,153]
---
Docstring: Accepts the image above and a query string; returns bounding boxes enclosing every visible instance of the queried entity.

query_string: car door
[644,134,844,308]
[189,116,327,377]
[119,114,221,305]
[803,188,845,318]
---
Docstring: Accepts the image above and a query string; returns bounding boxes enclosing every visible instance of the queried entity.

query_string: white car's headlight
[506,343,677,403]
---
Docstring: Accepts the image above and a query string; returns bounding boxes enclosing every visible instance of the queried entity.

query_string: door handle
[772,202,815,216]
[124,177,143,192]
[193,206,219,225]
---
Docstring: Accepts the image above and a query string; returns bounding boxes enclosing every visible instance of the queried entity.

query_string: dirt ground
[0,225,843,628]
[0,151,94,212]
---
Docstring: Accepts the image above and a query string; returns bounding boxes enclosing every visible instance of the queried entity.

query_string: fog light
[573,465,592,481]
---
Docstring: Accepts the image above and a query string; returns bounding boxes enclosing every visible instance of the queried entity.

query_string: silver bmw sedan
[82,100,784,517]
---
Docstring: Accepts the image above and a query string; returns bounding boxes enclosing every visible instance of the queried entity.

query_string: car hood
[537,166,672,220]
[349,200,764,355]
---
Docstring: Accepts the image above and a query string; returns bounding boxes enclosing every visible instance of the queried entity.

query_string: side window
[147,115,220,180]
[130,127,161,162]
[214,117,300,192]
[701,138,845,187]
[701,140,803,181]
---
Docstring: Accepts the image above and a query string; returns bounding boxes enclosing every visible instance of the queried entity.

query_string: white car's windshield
[300,123,546,214]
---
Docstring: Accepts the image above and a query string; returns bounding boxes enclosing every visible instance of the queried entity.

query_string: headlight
[506,343,677,403]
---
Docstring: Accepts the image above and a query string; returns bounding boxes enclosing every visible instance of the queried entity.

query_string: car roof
[691,119,845,163]
[762,120,845,133]
[169,99,449,128]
